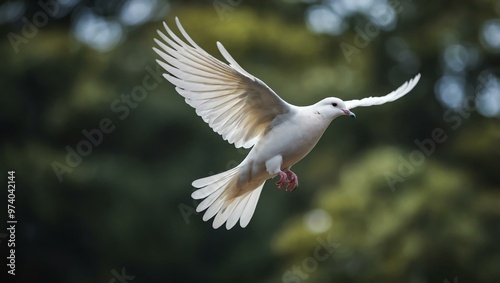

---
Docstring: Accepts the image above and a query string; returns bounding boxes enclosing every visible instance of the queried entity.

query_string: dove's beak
[343,109,356,119]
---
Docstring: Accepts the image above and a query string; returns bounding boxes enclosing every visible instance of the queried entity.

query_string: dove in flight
[153,18,421,230]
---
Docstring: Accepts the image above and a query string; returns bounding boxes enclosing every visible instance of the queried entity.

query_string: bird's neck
[299,106,335,134]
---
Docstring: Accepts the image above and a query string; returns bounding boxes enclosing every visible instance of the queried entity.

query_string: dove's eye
[332,103,337,107]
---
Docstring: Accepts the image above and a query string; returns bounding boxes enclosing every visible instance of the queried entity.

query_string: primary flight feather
[153,18,421,230]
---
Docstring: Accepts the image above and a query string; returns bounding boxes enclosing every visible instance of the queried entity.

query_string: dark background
[1,0,499,282]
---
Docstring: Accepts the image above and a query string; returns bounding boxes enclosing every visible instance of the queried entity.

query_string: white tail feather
[226,194,251,229]
[192,167,239,188]
[196,186,225,212]
[213,198,239,229]
[239,184,264,228]
[192,167,265,229]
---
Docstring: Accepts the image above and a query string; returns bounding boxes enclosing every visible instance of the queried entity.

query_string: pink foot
[285,170,299,192]
[275,171,289,189]
[275,169,299,191]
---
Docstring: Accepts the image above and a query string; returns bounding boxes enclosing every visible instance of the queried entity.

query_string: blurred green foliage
[0,0,499,283]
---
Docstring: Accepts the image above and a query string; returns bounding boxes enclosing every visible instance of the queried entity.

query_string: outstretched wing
[153,18,294,149]
[345,74,421,109]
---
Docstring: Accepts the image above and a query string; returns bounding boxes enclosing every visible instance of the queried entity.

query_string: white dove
[153,18,421,230]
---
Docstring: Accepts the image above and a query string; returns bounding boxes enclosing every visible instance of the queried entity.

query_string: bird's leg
[284,169,299,192]
[275,171,289,189]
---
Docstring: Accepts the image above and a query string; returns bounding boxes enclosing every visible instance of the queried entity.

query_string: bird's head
[315,97,356,120]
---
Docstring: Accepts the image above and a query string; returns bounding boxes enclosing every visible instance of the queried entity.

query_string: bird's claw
[275,171,289,189]
[285,170,298,191]
[275,170,299,191]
